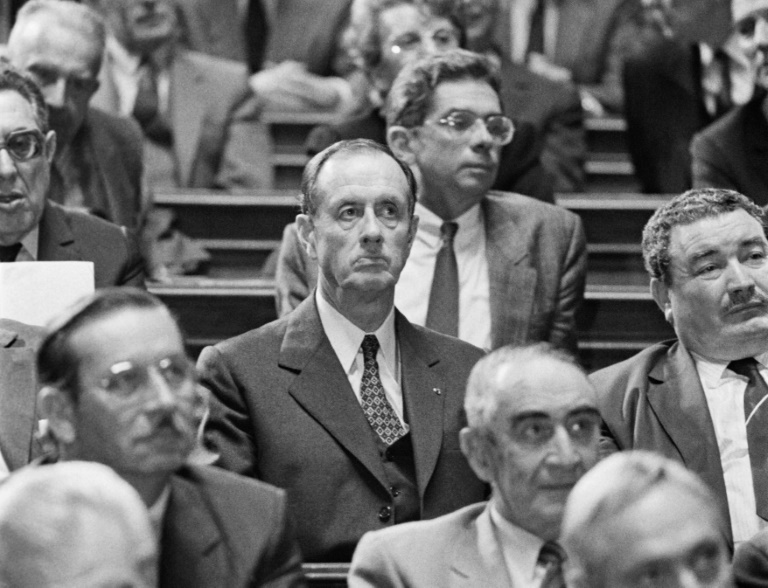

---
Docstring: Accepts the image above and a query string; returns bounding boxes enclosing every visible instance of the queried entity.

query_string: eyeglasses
[0,129,45,162]
[428,110,515,145]
[96,354,196,399]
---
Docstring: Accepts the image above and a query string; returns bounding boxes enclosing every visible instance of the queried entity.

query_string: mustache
[725,291,768,312]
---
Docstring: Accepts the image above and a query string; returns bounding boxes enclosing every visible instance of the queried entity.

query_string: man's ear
[387,125,418,165]
[38,386,76,445]
[650,277,674,324]
[43,130,57,164]
[295,213,318,260]
[460,428,496,484]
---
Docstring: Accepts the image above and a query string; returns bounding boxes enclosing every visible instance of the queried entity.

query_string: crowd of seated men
[4,0,768,586]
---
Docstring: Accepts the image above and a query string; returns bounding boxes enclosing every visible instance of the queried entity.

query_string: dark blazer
[691,92,768,205]
[624,39,715,194]
[38,201,145,288]
[49,108,146,229]
[348,502,509,587]
[304,110,555,203]
[161,465,305,588]
[0,319,45,472]
[275,192,587,353]
[197,296,487,562]
[590,340,733,545]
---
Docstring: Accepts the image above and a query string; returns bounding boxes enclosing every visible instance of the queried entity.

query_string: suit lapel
[743,96,768,191]
[483,196,536,348]
[37,203,81,262]
[278,297,392,493]
[171,52,207,187]
[645,343,731,533]
[396,313,445,497]
[450,505,511,587]
[160,470,228,588]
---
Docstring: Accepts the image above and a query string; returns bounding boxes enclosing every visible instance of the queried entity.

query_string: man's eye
[516,421,553,444]
[392,34,419,49]
[380,204,398,218]
[737,18,757,36]
[568,416,599,441]
[445,113,474,130]
[433,30,458,47]
[339,208,357,219]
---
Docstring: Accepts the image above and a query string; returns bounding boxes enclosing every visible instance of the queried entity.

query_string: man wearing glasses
[0,63,143,286]
[35,288,304,587]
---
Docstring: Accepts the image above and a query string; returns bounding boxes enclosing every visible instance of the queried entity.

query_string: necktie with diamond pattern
[359,335,407,445]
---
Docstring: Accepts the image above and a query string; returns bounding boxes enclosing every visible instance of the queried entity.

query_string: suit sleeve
[214,83,274,190]
[255,493,307,588]
[549,212,587,354]
[348,532,407,588]
[690,130,741,191]
[275,223,314,317]
[539,81,587,193]
[118,226,147,288]
[197,345,259,477]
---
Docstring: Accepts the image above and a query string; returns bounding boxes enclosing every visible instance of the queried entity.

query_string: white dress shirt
[489,504,552,588]
[693,351,768,544]
[509,0,561,63]
[315,291,407,427]
[395,202,491,350]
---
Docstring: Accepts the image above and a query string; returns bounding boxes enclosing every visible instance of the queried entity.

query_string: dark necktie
[360,335,407,445]
[527,0,546,57]
[0,242,21,262]
[133,61,172,146]
[245,0,270,73]
[729,357,768,520]
[538,541,567,588]
[425,222,459,338]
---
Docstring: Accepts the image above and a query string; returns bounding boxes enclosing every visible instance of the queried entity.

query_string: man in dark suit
[591,187,768,548]
[279,50,586,353]
[7,0,147,229]
[198,139,486,562]
[691,0,768,205]
[37,288,304,587]
[349,344,601,587]
[305,0,558,202]
[562,451,733,588]
[0,63,144,285]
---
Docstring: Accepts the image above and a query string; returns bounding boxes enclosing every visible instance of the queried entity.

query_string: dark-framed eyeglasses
[429,110,515,145]
[96,354,197,399]
[0,129,46,162]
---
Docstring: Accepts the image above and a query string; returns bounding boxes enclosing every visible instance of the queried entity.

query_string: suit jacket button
[378,506,392,522]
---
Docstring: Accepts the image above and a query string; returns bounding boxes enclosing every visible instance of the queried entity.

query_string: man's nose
[42,77,68,109]
[360,208,383,243]
[145,368,178,410]
[726,261,756,304]
[548,426,581,467]
[0,149,18,180]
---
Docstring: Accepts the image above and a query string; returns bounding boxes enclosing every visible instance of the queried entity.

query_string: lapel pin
[433,388,441,395]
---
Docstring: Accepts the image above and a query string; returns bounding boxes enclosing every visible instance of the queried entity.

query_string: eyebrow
[510,405,600,425]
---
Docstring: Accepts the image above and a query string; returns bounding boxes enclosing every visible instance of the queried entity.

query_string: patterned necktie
[538,541,567,588]
[359,335,407,445]
[729,357,768,520]
[425,222,459,338]
[0,243,21,262]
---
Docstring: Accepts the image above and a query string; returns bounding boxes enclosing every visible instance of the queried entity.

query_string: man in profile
[199,139,487,561]
[349,343,601,586]
[562,451,733,588]
[0,461,157,588]
[38,288,304,587]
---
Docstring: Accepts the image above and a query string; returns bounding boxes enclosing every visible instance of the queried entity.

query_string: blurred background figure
[562,450,734,588]
[624,0,748,194]
[0,460,157,588]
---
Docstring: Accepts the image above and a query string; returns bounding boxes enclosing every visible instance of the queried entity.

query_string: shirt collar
[315,290,397,375]
[489,502,546,582]
[148,485,171,541]
[106,34,142,75]
[414,201,484,249]
[692,350,768,387]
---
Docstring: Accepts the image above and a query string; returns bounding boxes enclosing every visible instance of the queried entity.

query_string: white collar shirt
[693,351,768,545]
[395,202,491,350]
[315,290,406,427]
[509,0,561,63]
[489,503,551,588]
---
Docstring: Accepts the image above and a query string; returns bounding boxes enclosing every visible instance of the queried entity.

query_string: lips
[0,192,24,205]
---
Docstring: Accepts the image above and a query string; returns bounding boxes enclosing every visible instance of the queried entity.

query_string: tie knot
[440,222,458,245]
[361,335,380,359]
[538,541,566,567]
[729,357,760,379]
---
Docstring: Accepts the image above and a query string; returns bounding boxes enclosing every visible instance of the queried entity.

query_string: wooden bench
[302,563,349,587]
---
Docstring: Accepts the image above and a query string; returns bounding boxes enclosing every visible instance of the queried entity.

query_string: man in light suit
[279,50,587,353]
[198,139,487,562]
[591,188,768,549]
[37,288,305,588]
[690,0,768,206]
[84,0,271,190]
[561,451,733,588]
[7,0,147,229]
[349,343,601,587]
[0,63,144,285]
